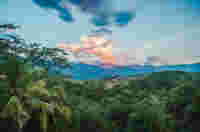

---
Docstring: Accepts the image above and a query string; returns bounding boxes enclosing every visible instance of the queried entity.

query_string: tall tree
[0,24,72,131]
[0,23,71,96]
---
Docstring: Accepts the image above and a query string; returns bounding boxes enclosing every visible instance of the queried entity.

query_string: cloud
[57,35,117,66]
[57,34,200,67]
[33,0,74,21]
[32,0,136,27]
[90,28,112,36]
[113,11,136,26]
[56,35,151,67]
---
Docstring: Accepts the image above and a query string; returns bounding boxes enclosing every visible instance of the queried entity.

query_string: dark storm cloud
[69,0,102,12]
[90,15,110,27]
[113,11,136,27]
[90,28,112,35]
[32,0,136,27]
[33,0,74,22]
[184,0,200,11]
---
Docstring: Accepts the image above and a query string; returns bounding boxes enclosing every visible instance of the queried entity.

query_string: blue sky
[1,0,200,65]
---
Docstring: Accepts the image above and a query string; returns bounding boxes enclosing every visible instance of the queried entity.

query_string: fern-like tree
[0,24,73,132]
[0,23,71,96]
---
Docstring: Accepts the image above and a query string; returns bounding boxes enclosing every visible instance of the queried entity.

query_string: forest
[0,24,196,132]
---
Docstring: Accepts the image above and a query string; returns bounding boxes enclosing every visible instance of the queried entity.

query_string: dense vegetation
[0,24,197,132]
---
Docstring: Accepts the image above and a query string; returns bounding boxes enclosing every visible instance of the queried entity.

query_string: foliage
[0,24,71,71]
[0,24,72,132]
[0,23,195,132]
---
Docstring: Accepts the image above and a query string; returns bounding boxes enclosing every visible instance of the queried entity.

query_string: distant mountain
[146,70,194,82]
[7,55,200,80]
[52,62,200,80]
[145,56,200,66]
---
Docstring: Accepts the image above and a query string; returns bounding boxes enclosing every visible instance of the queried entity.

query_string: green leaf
[39,110,48,132]
[47,88,57,97]
[31,97,41,105]
[0,94,10,106]
[54,118,67,130]
[0,81,9,92]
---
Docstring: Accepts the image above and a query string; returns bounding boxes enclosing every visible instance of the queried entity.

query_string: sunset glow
[57,35,118,66]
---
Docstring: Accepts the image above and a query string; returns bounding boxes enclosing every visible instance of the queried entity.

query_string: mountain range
[9,55,200,80]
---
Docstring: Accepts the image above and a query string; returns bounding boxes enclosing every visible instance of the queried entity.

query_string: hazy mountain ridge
[11,55,200,80]
[60,70,197,90]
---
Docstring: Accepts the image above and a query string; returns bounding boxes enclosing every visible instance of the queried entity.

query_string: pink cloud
[57,35,118,66]
[57,35,151,67]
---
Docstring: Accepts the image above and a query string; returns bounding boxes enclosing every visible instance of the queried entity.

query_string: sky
[1,0,200,67]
